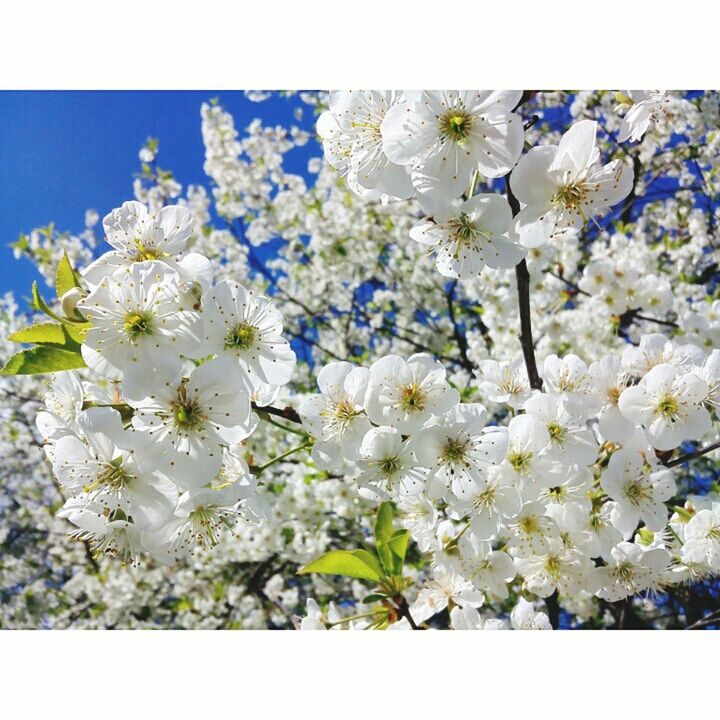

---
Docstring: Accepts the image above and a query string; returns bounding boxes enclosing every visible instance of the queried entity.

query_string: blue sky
[0,91,318,305]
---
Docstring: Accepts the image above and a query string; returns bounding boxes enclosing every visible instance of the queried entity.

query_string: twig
[687,608,720,630]
[664,439,720,468]
[253,402,302,425]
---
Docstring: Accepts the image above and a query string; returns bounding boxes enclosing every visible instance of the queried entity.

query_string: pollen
[225,322,258,351]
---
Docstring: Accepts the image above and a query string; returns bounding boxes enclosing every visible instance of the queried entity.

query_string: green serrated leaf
[8,322,81,351]
[56,252,82,299]
[297,549,384,583]
[0,346,86,376]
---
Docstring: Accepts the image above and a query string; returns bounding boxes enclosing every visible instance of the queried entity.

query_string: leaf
[30,282,65,323]
[56,252,82,299]
[0,346,86,376]
[374,501,399,575]
[8,322,82,351]
[298,549,384,583]
[361,594,387,604]
[387,530,410,567]
[374,501,395,546]
[64,322,90,344]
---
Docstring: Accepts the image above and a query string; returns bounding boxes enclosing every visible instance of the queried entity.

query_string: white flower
[125,358,254,489]
[475,356,532,409]
[622,333,704,378]
[499,415,559,499]
[588,354,635,442]
[446,465,521,541]
[524,393,598,468]
[203,279,296,389]
[36,371,84,441]
[507,501,559,556]
[600,448,675,536]
[365,353,459,434]
[356,426,427,500]
[409,194,524,278]
[414,403,507,500]
[382,91,525,200]
[680,503,720,571]
[145,482,253,561]
[515,537,595,598]
[696,349,720,409]
[618,363,711,450]
[593,542,670,601]
[53,407,176,530]
[510,597,552,630]
[450,605,507,630]
[79,261,203,384]
[412,564,485,623]
[541,353,600,416]
[615,91,670,142]
[317,91,412,201]
[296,598,341,630]
[84,201,211,287]
[455,536,516,599]
[299,361,370,471]
[58,495,146,565]
[510,120,633,247]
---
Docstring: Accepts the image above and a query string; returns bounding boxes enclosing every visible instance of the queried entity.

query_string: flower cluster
[36,201,296,565]
[298,335,720,620]
[4,89,720,630]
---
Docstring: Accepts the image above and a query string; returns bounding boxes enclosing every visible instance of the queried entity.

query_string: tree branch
[664,439,720,468]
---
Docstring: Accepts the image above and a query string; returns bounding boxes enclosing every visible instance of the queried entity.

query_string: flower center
[84,456,134,493]
[380,455,402,477]
[442,437,468,464]
[547,422,565,443]
[508,450,532,474]
[123,310,155,340]
[132,238,166,262]
[400,383,426,413]
[656,394,679,419]
[225,322,258,351]
[623,479,652,506]
[544,554,563,577]
[519,514,540,535]
[615,561,636,584]
[553,182,589,211]
[171,383,206,432]
[471,485,496,510]
[439,111,474,144]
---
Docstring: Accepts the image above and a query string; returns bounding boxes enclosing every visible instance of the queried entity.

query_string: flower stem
[253,440,313,475]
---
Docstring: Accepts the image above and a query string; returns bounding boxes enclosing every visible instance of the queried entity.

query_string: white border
[1,0,718,88]
[0,630,716,716]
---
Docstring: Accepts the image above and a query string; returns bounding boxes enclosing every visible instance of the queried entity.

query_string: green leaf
[0,345,86,376]
[298,549,384,583]
[8,322,82,351]
[361,594,387,604]
[387,530,410,567]
[30,282,66,323]
[374,501,395,546]
[374,501,400,575]
[56,252,82,299]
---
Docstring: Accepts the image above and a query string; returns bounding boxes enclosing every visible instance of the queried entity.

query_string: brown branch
[505,164,543,390]
[396,596,420,630]
[687,608,720,630]
[445,280,475,374]
[664,439,720,468]
[253,402,302,425]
